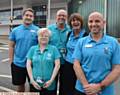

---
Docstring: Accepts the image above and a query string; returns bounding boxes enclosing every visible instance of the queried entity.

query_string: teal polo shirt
[48,23,70,49]
[73,34,120,95]
[27,45,61,90]
[9,24,39,67]
[48,23,70,64]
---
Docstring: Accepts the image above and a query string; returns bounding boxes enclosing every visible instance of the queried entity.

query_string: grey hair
[37,28,52,37]
[56,9,67,16]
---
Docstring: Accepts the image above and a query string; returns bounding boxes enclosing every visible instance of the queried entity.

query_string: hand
[43,80,52,88]
[31,80,41,90]
[84,83,101,95]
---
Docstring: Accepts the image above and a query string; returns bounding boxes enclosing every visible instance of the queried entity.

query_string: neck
[40,44,47,53]
[74,29,81,37]
[57,24,65,30]
[24,23,31,27]
[91,32,103,42]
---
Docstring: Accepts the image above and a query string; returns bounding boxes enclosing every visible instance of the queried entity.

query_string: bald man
[73,11,120,95]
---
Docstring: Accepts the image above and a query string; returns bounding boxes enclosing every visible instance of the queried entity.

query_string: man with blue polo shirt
[47,9,70,95]
[9,8,39,92]
[73,11,120,95]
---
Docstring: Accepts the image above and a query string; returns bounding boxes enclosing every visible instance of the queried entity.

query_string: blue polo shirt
[73,34,120,95]
[48,23,70,64]
[65,29,86,64]
[27,45,61,90]
[9,24,39,67]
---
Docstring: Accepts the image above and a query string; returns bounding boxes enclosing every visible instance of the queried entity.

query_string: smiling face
[23,10,34,26]
[71,17,81,30]
[88,12,105,34]
[38,28,51,45]
[56,10,67,25]
[69,13,83,30]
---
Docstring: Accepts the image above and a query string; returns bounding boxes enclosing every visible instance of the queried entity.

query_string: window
[33,5,47,28]
[0,8,23,23]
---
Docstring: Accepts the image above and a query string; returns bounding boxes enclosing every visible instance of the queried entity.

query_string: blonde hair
[37,28,51,38]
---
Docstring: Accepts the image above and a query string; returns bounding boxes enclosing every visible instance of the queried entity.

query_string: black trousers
[30,84,56,95]
[74,89,86,95]
[59,61,77,95]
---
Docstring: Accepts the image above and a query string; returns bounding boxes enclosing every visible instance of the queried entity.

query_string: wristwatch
[99,82,106,90]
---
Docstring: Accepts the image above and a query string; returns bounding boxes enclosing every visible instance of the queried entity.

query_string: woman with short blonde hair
[26,28,60,95]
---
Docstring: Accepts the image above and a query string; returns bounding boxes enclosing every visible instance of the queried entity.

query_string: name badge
[30,30,35,32]
[85,44,93,48]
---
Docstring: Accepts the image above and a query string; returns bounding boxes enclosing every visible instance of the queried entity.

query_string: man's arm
[84,64,120,95]
[100,64,120,88]
[73,59,88,86]
[9,40,15,64]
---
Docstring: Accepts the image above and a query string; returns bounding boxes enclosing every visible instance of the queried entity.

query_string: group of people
[9,8,120,95]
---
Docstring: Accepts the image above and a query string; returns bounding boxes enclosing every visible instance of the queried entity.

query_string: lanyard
[58,30,68,46]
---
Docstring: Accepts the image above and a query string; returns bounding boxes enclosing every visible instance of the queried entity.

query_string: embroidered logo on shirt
[47,53,52,60]
[104,47,109,54]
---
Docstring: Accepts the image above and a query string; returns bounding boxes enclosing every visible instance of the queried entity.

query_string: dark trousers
[74,89,86,95]
[30,84,56,95]
[59,61,77,95]
[11,62,30,85]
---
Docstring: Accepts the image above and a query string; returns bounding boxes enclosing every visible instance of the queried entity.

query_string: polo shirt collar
[71,29,85,38]
[36,44,49,53]
[88,33,108,44]
[55,23,68,32]
[22,24,33,29]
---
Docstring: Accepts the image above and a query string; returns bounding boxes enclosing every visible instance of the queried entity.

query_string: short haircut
[68,13,84,29]
[56,9,67,16]
[37,28,51,38]
[22,8,34,16]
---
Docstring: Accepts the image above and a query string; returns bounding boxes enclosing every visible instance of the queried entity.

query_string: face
[88,12,105,34]
[56,10,67,25]
[23,11,34,25]
[71,18,81,30]
[38,31,49,45]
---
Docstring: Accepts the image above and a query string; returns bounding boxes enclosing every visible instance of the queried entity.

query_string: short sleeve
[112,40,120,64]
[9,29,16,42]
[72,39,82,62]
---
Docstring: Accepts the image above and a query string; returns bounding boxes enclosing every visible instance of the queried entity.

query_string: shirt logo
[47,53,52,60]
[104,47,109,54]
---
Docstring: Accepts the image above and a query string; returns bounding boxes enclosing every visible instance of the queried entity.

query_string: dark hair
[68,13,84,29]
[22,8,34,16]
